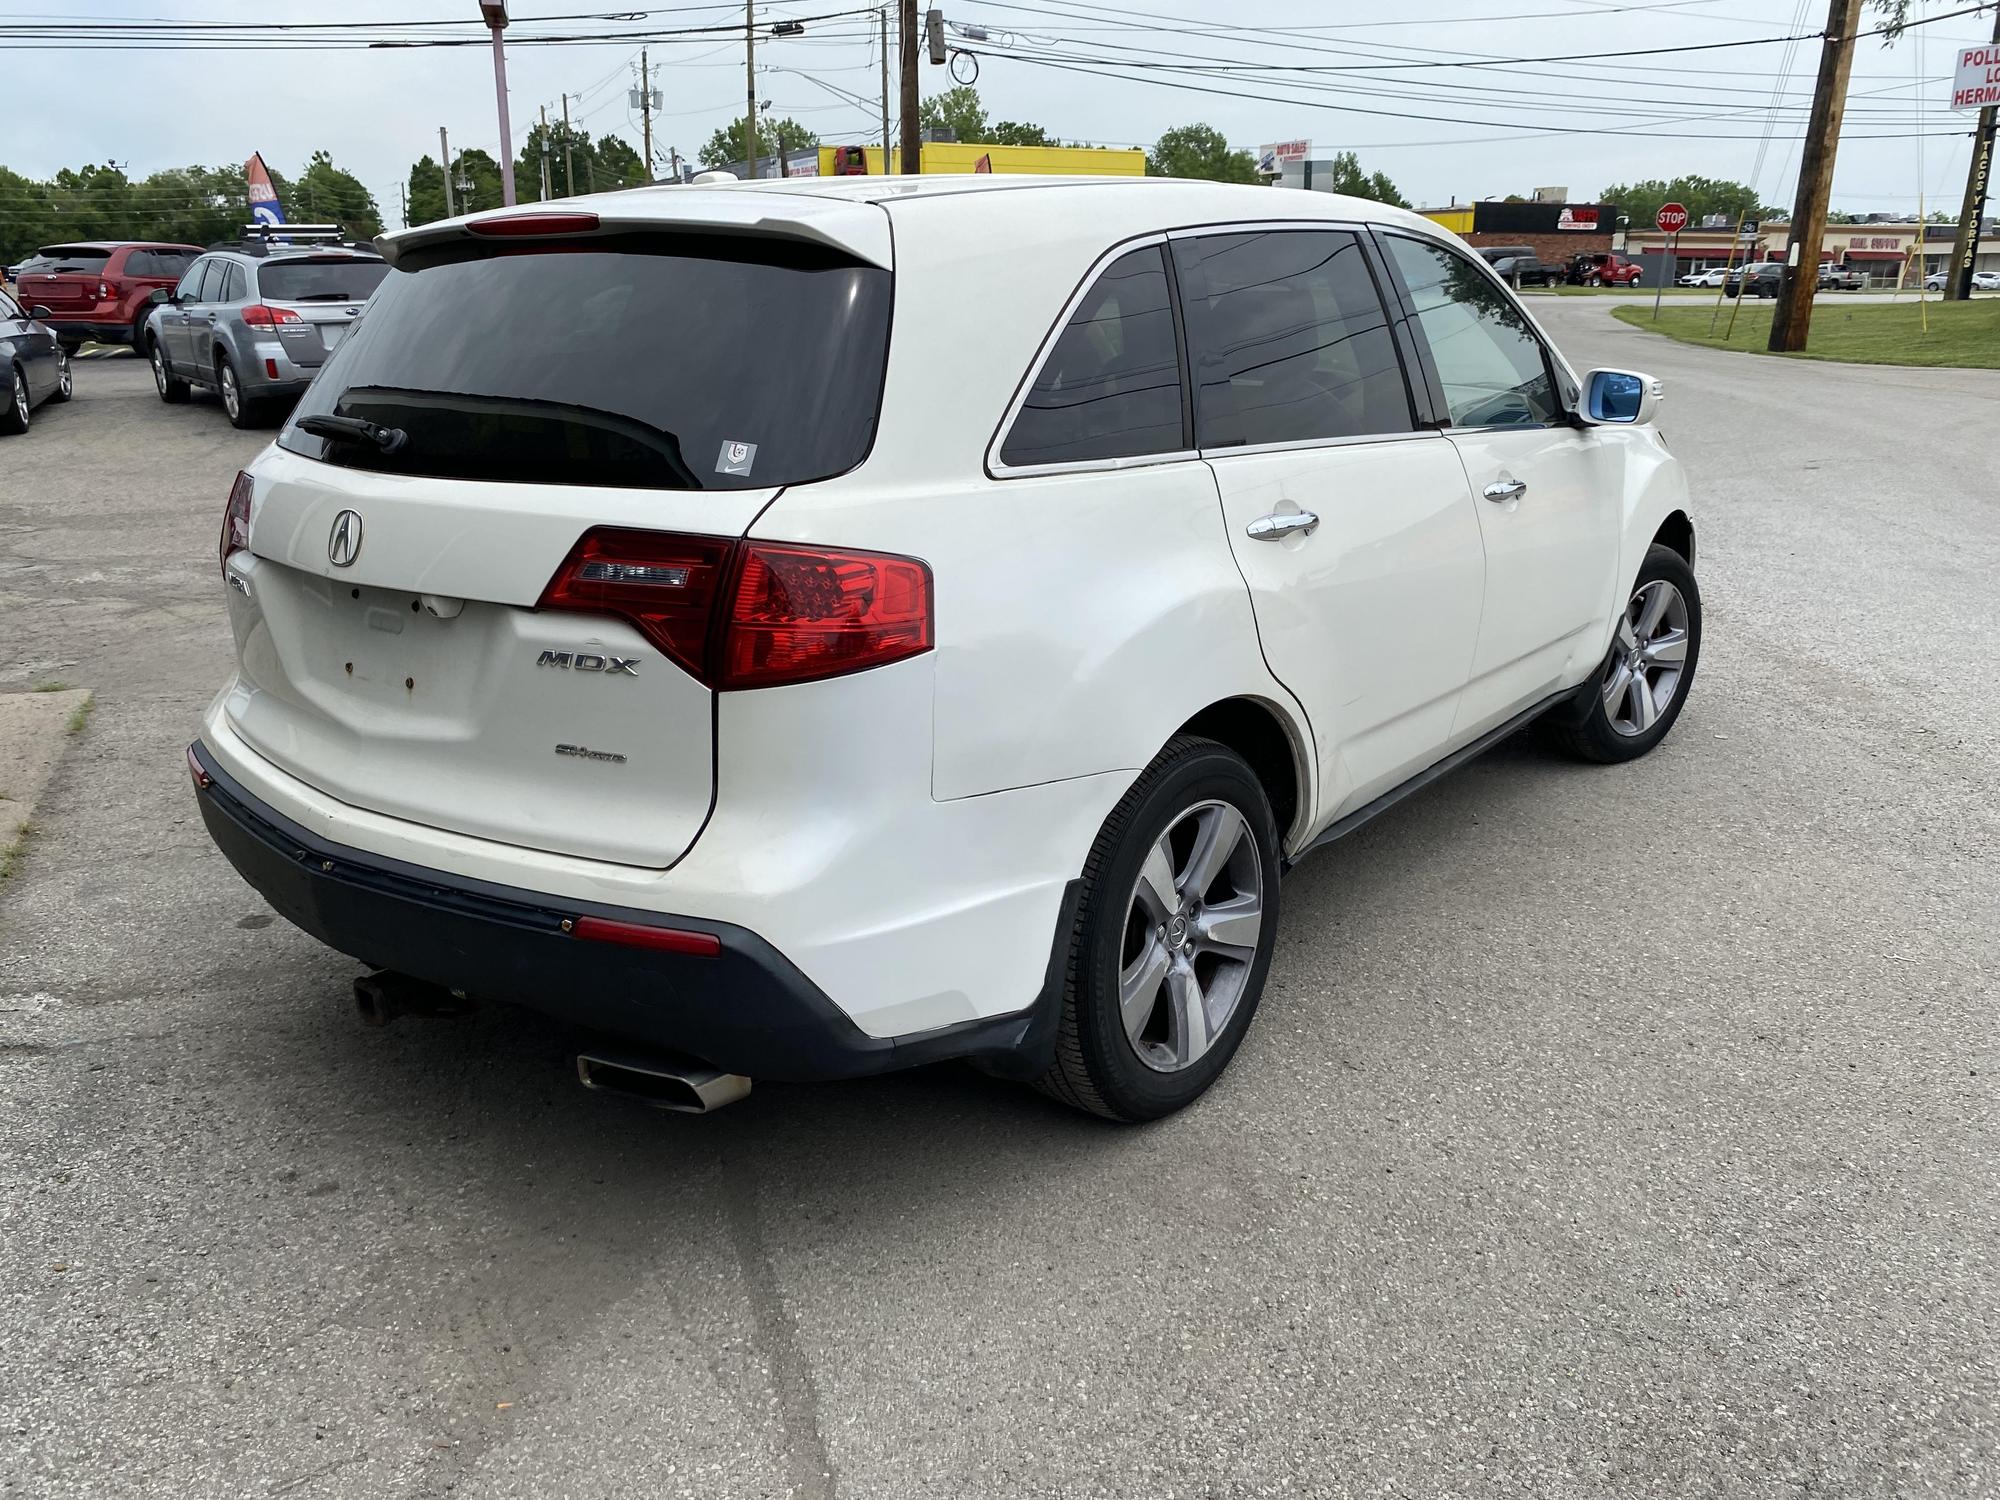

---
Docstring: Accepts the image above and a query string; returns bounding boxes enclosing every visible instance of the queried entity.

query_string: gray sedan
[144,246,388,428]
[1,286,72,435]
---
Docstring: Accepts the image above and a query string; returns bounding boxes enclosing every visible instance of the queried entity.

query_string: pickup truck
[1569,253,1644,287]
[1488,253,1566,288]
[1817,264,1867,290]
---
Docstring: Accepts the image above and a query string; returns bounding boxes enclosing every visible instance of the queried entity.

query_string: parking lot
[2,303,1994,1497]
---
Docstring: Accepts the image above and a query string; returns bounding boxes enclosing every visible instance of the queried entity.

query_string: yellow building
[814,143,1146,177]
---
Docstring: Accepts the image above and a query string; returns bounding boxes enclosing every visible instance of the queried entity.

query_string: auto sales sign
[1953,44,2000,111]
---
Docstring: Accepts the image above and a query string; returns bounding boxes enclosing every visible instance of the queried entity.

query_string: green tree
[988,120,1051,147]
[918,85,988,143]
[406,148,507,226]
[697,116,818,170]
[290,151,381,237]
[1598,175,1776,231]
[1313,151,1410,209]
[1146,124,1259,184]
[590,134,647,190]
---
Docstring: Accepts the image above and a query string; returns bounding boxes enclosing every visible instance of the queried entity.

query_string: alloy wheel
[1603,579,1690,737]
[152,346,167,395]
[221,363,239,419]
[12,368,26,425]
[58,352,72,399]
[1117,799,1265,1073]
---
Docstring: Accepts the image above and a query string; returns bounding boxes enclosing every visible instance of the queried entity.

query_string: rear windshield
[279,235,892,491]
[27,248,112,274]
[259,258,390,303]
[125,248,198,278]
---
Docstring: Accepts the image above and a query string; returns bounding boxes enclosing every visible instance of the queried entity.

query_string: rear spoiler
[378,191,892,271]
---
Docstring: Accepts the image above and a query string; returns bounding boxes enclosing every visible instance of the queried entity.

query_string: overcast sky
[5,0,1991,224]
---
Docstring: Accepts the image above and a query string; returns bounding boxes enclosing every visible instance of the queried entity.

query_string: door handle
[1482,478,1528,503]
[1246,510,1320,541]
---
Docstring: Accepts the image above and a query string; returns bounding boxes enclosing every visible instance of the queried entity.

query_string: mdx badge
[327,509,363,568]
[538,651,639,676]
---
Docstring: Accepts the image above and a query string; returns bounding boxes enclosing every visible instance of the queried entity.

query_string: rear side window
[222,263,248,303]
[258,259,390,303]
[126,249,196,279]
[998,244,1185,469]
[1382,236,1558,428]
[280,235,890,491]
[1173,229,1414,448]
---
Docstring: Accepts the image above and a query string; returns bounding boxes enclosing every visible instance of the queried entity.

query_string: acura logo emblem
[327,509,363,568]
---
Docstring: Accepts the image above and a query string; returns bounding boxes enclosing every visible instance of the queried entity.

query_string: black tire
[1037,735,1282,1122]
[47,347,72,403]
[1,363,29,435]
[1546,543,1701,765]
[57,338,80,357]
[218,352,265,429]
[130,315,150,354]
[151,339,189,403]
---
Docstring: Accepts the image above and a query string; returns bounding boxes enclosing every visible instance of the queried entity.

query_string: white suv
[189,178,1700,1121]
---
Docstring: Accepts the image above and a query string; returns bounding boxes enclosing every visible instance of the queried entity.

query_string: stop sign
[1656,202,1689,234]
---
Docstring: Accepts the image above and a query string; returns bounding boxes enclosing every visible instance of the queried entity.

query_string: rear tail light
[240,304,304,328]
[468,212,601,237]
[97,281,110,300]
[720,543,932,689]
[220,470,252,578]
[538,529,933,690]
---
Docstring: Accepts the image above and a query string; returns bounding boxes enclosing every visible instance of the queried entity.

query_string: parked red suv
[14,241,203,353]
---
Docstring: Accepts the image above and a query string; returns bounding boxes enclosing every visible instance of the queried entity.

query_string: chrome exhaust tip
[575,1052,752,1114]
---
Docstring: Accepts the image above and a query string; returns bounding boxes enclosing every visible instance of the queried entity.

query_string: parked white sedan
[190,176,1701,1121]
[1679,266,1731,287]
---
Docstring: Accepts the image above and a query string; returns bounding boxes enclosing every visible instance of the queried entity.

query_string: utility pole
[1769,0,1863,352]
[745,0,760,180]
[439,127,456,218]
[561,93,574,198]
[399,182,409,228]
[898,0,919,175]
[1945,6,2000,301]
[640,49,654,181]
[539,104,551,200]
[479,2,516,207]
[880,5,892,169]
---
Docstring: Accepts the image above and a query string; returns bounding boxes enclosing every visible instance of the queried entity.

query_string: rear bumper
[190,742,1071,1083]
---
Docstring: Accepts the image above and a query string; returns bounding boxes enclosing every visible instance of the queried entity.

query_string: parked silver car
[144,238,388,428]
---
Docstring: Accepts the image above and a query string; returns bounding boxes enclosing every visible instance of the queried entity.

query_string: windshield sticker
[716,439,758,477]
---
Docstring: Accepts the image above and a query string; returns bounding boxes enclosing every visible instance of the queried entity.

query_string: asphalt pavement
[1,316,1994,1499]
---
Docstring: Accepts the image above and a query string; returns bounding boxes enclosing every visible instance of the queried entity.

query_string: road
[2,314,1995,1500]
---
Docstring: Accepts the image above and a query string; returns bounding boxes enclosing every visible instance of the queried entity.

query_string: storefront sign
[1953,44,2000,111]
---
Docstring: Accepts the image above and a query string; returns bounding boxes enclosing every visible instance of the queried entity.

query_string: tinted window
[191,260,227,303]
[1174,229,1413,448]
[30,247,112,274]
[1384,236,1557,428]
[174,259,210,300]
[999,244,1184,468]
[222,263,248,303]
[258,258,390,303]
[280,235,891,492]
[126,249,197,279]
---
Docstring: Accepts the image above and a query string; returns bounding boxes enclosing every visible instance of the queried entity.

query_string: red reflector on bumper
[186,745,212,789]
[569,916,720,957]
[265,358,279,380]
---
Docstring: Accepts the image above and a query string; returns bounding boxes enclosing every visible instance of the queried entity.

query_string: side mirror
[29,305,52,319]
[149,288,170,305]
[1579,368,1662,426]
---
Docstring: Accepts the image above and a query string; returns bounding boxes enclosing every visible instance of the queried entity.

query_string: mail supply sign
[1954,44,2000,111]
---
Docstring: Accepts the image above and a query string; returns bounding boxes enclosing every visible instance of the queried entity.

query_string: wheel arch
[1173,696,1312,853]
[1651,508,1696,569]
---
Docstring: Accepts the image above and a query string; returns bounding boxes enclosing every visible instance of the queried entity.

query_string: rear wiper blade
[298,414,408,454]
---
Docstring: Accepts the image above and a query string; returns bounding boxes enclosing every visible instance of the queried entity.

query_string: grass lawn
[1611,297,2000,368]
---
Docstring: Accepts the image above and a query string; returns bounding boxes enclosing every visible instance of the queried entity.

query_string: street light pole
[479,1,517,207]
